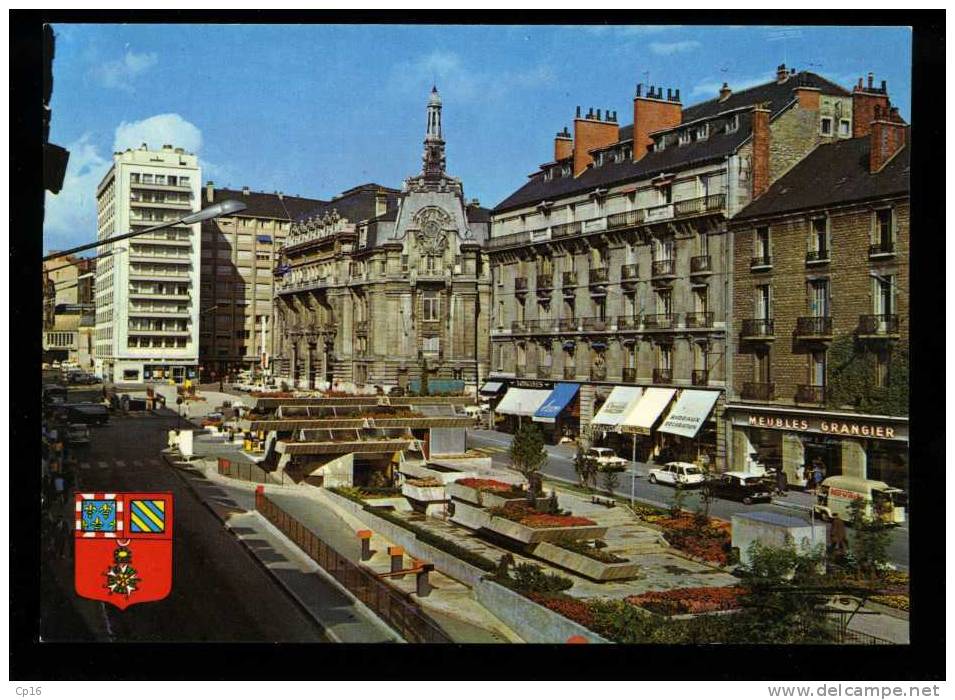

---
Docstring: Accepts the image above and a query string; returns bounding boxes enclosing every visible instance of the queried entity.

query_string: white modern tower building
[94,144,201,383]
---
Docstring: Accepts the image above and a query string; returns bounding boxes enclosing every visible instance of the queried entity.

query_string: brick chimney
[852,73,889,138]
[869,105,907,174]
[793,85,821,111]
[554,126,573,162]
[205,180,214,204]
[572,107,618,176]
[718,82,732,102]
[632,83,682,161]
[751,106,771,198]
[776,63,790,83]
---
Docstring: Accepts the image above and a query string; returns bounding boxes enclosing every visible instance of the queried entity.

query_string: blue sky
[44,23,912,251]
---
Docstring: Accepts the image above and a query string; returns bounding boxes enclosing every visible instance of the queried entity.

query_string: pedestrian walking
[775,468,788,496]
[53,474,66,506]
[828,513,848,557]
[812,458,825,493]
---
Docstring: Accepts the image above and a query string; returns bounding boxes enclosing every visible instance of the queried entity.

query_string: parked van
[813,476,906,526]
[66,423,91,446]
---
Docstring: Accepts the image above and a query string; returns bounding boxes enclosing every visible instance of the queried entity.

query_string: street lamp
[42,199,247,262]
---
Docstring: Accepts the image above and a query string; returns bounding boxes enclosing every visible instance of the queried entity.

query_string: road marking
[115,460,126,468]
[98,461,109,469]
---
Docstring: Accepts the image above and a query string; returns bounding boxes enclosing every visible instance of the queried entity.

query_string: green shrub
[497,562,574,594]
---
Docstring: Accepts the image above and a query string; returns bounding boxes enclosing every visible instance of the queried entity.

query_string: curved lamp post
[43,199,247,262]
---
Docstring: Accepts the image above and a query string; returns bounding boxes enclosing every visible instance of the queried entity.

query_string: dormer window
[561,163,571,177]
[544,169,553,181]
[622,146,632,160]
[726,114,740,134]
[654,138,665,152]
[696,124,709,140]
[596,152,605,166]
[679,130,691,146]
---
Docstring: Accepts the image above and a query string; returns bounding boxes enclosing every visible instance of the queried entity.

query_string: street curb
[161,452,401,643]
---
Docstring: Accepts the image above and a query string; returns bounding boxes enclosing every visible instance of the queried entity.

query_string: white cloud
[113,113,202,154]
[391,50,555,104]
[649,40,701,55]
[92,48,158,92]
[44,134,111,250]
[691,72,775,98]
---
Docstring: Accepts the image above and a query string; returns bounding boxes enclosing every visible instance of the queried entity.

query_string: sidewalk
[164,453,402,643]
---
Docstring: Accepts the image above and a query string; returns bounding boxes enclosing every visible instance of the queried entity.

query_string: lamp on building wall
[43,200,247,262]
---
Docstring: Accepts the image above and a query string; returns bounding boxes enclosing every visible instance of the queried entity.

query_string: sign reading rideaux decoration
[74,491,174,610]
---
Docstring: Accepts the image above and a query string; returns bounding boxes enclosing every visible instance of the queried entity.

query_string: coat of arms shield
[74,491,174,610]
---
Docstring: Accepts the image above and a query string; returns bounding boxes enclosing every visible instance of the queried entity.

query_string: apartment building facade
[272,88,491,393]
[726,103,909,490]
[487,64,860,463]
[94,144,201,383]
[42,256,95,367]
[197,185,327,380]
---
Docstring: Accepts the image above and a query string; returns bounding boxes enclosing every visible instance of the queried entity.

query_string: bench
[591,496,616,508]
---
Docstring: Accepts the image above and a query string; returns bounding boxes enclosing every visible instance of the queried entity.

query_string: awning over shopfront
[479,381,505,395]
[533,383,580,423]
[658,390,721,438]
[591,386,643,428]
[619,387,676,435]
[495,387,552,417]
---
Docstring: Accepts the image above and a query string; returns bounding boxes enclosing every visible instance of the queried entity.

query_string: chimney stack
[751,105,771,199]
[206,180,214,204]
[793,85,821,111]
[719,82,732,102]
[776,63,789,83]
[869,105,907,174]
[242,185,250,196]
[852,73,890,138]
[572,104,619,176]
[554,126,573,161]
[375,191,388,217]
[632,81,682,161]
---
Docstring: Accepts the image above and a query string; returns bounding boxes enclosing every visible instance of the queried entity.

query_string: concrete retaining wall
[474,579,609,644]
[532,542,642,581]
[317,489,488,587]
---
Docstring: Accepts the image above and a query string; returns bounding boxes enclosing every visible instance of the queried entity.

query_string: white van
[813,476,906,525]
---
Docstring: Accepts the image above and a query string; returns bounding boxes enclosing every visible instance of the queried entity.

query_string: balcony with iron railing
[652,368,673,384]
[563,366,577,380]
[643,313,676,330]
[511,320,528,334]
[552,221,582,239]
[857,314,900,337]
[690,255,712,275]
[616,315,640,331]
[558,317,579,332]
[741,318,774,339]
[562,271,577,292]
[620,263,639,288]
[805,249,830,265]
[581,316,610,332]
[742,382,775,401]
[795,316,833,339]
[651,259,676,280]
[590,365,607,381]
[796,384,826,404]
[606,209,646,231]
[685,311,714,329]
[588,267,609,286]
[692,369,709,386]
[486,230,531,251]
[621,367,636,383]
[536,275,554,297]
[869,241,895,258]
[751,255,773,270]
[674,192,726,218]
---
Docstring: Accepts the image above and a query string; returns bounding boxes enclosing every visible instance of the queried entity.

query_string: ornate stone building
[487,64,859,462]
[272,87,492,393]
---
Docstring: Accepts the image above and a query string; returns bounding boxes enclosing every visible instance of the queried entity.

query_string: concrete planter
[484,515,607,544]
[448,500,492,530]
[401,483,447,503]
[399,462,476,485]
[445,481,526,507]
[532,542,641,581]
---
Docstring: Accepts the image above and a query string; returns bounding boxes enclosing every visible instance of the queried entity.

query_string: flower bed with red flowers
[626,586,745,616]
[658,516,732,565]
[489,502,597,529]
[457,478,515,492]
[527,593,595,629]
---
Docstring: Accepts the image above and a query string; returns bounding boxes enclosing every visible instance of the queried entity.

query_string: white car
[585,447,628,472]
[648,462,706,487]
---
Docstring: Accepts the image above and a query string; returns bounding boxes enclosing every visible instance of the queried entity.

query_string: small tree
[510,421,548,496]
[848,498,891,578]
[694,463,716,527]
[669,483,687,519]
[601,468,620,498]
[574,445,597,492]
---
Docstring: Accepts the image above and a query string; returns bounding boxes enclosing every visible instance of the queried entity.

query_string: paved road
[466,428,909,570]
[41,407,328,642]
